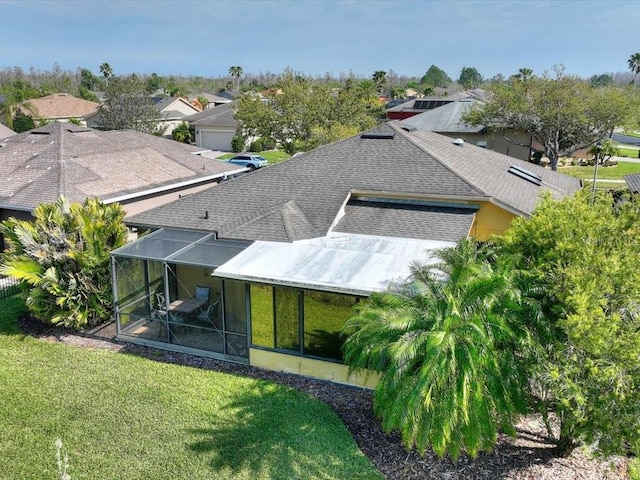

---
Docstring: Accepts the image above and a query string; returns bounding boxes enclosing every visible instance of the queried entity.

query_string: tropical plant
[628,52,640,87]
[171,121,193,143]
[99,62,113,86]
[372,70,387,95]
[0,196,128,329]
[342,240,538,459]
[229,65,243,90]
[0,84,39,130]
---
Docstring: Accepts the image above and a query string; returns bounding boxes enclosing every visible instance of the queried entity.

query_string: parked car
[226,154,268,171]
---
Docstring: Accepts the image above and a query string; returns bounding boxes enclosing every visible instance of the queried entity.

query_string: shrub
[249,139,263,152]
[0,196,128,329]
[261,137,276,150]
[231,135,244,153]
[12,114,35,133]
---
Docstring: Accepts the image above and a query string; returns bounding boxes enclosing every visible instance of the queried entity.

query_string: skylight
[508,165,542,186]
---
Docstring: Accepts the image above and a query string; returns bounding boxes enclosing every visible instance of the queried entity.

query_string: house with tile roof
[398,99,534,161]
[22,93,101,126]
[0,122,247,230]
[111,121,581,386]
[183,101,238,151]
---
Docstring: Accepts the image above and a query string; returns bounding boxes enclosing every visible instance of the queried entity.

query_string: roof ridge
[387,121,488,197]
[56,122,66,198]
[217,202,285,236]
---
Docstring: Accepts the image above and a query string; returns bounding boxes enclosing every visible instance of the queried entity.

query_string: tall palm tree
[229,65,243,90]
[342,240,537,459]
[628,52,640,88]
[372,70,387,95]
[99,62,113,86]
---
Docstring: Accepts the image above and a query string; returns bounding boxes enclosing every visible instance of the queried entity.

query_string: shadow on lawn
[188,381,377,480]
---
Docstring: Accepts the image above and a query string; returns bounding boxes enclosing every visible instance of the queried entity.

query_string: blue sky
[0,0,637,80]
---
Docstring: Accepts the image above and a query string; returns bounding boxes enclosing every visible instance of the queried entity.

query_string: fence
[0,276,20,300]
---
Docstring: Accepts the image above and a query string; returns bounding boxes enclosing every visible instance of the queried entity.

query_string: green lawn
[217,150,291,165]
[559,161,640,180]
[617,146,640,158]
[0,296,382,480]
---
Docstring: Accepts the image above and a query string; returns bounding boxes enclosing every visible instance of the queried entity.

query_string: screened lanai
[111,228,250,361]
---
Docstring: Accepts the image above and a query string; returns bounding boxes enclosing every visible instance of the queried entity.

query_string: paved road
[612,132,640,146]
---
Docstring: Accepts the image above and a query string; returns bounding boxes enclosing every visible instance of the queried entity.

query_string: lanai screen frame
[111,228,250,360]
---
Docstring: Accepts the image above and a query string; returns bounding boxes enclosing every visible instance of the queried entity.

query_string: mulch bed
[18,317,628,480]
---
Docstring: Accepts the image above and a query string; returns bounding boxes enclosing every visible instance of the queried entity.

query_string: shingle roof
[25,93,100,119]
[333,200,476,242]
[126,122,580,242]
[0,123,15,140]
[183,101,238,127]
[0,122,244,210]
[404,127,581,215]
[398,100,484,133]
[625,173,640,194]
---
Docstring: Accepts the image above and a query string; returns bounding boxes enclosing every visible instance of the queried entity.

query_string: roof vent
[401,124,417,133]
[508,165,542,186]
[360,132,395,140]
[453,138,465,146]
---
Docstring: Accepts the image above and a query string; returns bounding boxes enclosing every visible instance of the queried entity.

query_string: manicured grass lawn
[0,296,382,480]
[559,161,640,180]
[621,130,640,139]
[618,146,640,158]
[217,150,291,165]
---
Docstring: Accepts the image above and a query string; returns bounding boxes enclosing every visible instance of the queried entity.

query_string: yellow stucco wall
[250,348,381,389]
[470,201,517,241]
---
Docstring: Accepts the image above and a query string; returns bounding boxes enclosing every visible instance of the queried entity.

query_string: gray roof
[625,173,640,193]
[333,200,476,242]
[386,92,471,113]
[127,122,580,242]
[0,123,16,140]
[183,101,238,127]
[0,122,244,210]
[398,100,484,133]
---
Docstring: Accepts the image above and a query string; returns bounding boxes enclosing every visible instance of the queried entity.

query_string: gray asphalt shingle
[127,122,580,243]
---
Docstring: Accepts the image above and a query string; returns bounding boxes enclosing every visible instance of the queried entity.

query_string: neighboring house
[112,121,581,386]
[21,93,100,126]
[0,122,247,233]
[183,101,238,151]
[0,123,16,140]
[150,96,201,137]
[189,93,234,109]
[398,99,535,161]
[386,91,471,120]
[624,173,640,193]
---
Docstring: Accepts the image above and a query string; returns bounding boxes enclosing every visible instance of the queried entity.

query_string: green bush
[12,114,35,133]
[249,139,263,152]
[231,135,244,153]
[0,196,128,329]
[261,137,276,150]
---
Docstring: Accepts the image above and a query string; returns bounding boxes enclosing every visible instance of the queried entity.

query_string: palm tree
[372,70,387,95]
[0,196,127,329]
[229,65,243,90]
[0,91,39,130]
[99,62,113,86]
[342,240,537,459]
[512,67,534,82]
[628,52,640,87]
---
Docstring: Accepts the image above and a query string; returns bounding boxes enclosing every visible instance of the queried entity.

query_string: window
[249,284,360,361]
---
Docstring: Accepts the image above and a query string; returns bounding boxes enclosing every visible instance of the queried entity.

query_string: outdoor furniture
[197,300,220,327]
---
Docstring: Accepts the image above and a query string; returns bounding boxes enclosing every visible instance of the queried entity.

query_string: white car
[226,154,268,171]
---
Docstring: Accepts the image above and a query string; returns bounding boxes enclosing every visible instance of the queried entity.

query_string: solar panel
[508,165,542,186]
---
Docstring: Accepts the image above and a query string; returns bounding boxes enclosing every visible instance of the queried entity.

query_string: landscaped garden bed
[7,303,629,480]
